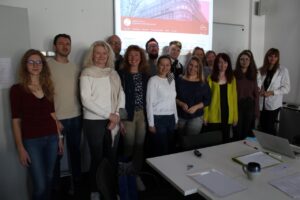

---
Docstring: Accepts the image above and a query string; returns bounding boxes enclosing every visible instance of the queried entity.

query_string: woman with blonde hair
[176,56,211,137]
[80,41,125,200]
[10,49,63,200]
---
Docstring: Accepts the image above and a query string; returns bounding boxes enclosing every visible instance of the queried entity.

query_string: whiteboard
[0,5,30,200]
[212,22,248,68]
[0,5,30,151]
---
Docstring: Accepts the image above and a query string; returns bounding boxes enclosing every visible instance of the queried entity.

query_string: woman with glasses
[10,49,63,200]
[257,48,290,135]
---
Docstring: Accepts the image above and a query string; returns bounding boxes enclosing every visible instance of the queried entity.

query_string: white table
[146,140,300,199]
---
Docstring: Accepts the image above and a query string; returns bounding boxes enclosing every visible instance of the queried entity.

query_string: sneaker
[90,192,100,200]
[136,176,146,191]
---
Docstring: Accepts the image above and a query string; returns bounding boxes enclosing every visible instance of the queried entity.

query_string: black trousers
[84,119,116,193]
[234,98,255,140]
[205,123,231,143]
[259,108,280,135]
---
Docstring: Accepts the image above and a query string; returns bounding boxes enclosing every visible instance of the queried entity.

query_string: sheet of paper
[189,169,247,198]
[0,58,14,89]
[266,163,291,177]
[269,172,300,198]
[234,151,281,168]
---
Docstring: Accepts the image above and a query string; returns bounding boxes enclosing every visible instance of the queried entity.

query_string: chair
[180,130,223,151]
[293,135,300,145]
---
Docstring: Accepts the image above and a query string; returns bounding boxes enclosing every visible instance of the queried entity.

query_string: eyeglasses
[148,44,158,49]
[111,41,121,46]
[27,60,43,65]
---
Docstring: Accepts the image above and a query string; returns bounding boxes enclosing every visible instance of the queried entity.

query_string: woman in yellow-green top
[204,53,238,143]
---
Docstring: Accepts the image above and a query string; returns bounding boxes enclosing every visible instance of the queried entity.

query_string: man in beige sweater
[48,34,82,198]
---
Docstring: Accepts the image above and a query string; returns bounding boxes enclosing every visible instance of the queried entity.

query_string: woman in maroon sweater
[10,49,63,200]
[233,50,259,140]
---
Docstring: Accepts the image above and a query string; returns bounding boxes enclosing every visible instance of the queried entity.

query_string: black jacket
[118,70,149,121]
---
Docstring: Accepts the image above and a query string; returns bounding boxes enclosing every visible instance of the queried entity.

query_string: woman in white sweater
[257,48,290,135]
[80,41,125,200]
[146,55,178,157]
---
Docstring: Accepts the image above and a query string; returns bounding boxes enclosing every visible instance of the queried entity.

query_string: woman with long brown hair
[257,48,290,135]
[192,46,207,66]
[10,49,63,200]
[118,45,149,190]
[234,50,259,140]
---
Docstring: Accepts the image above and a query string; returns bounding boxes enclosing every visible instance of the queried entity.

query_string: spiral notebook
[232,151,281,168]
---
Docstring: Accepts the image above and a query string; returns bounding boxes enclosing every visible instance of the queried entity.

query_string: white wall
[249,0,266,67]
[0,0,114,65]
[0,6,31,200]
[214,0,250,23]
[214,0,266,67]
[263,0,300,104]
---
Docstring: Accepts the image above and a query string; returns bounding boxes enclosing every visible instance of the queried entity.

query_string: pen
[243,141,259,150]
[265,152,282,160]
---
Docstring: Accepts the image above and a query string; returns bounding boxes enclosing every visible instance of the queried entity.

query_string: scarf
[81,66,122,143]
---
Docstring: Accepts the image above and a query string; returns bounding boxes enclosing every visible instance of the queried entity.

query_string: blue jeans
[60,116,82,179]
[23,134,58,200]
[178,116,203,135]
[151,115,176,157]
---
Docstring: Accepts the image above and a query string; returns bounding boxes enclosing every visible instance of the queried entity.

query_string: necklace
[28,84,44,99]
[29,84,42,92]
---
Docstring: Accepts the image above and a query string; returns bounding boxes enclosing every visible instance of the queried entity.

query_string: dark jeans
[150,115,176,157]
[61,116,82,179]
[53,116,82,193]
[234,98,255,140]
[259,108,280,135]
[24,135,58,200]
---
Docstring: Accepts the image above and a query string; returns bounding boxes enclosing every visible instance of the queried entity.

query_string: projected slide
[115,0,213,55]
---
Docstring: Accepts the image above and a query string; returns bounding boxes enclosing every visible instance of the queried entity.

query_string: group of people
[9,33,290,200]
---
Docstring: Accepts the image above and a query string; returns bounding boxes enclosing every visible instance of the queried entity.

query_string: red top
[10,84,57,139]
[236,78,260,118]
